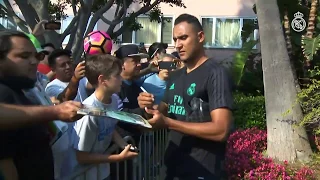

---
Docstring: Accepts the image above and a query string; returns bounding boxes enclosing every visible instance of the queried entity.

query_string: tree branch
[79,0,85,6]
[101,0,127,25]
[71,0,94,62]
[90,0,115,26]
[132,0,159,17]
[2,0,28,32]
[72,0,78,16]
[61,15,79,41]
[14,0,39,29]
[109,0,160,37]
[65,22,78,50]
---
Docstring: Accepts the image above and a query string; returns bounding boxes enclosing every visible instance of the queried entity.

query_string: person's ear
[198,31,205,43]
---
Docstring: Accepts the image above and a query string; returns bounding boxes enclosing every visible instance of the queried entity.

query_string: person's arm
[46,70,56,81]
[0,101,83,130]
[76,150,123,164]
[112,130,128,148]
[74,116,136,164]
[164,109,232,141]
[57,75,81,102]
[57,61,85,102]
[74,115,115,164]
[134,61,159,79]
[148,67,234,141]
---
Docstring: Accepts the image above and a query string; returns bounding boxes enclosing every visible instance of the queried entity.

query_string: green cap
[25,33,44,52]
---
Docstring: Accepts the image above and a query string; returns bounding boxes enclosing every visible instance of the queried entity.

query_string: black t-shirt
[0,81,54,180]
[161,59,233,179]
[116,80,144,145]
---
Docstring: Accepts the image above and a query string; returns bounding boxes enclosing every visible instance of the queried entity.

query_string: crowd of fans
[0,13,233,180]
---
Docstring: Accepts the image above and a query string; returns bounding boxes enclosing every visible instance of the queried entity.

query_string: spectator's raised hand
[52,101,83,122]
[74,61,86,80]
[147,60,159,73]
[32,20,48,36]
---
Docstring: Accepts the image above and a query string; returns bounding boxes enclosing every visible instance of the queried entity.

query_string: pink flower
[225,128,316,180]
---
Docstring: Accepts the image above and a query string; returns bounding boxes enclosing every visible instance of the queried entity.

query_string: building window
[0,13,23,30]
[61,15,98,45]
[121,16,173,45]
[201,17,258,48]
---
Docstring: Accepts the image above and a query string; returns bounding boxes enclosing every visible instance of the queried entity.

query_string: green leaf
[301,34,320,61]
[232,39,258,85]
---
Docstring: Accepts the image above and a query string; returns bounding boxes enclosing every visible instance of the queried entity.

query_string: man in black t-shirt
[138,14,234,180]
[0,30,55,179]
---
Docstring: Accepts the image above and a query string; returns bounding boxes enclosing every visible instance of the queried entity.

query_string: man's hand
[74,61,86,80]
[52,101,83,122]
[145,107,168,128]
[32,20,48,36]
[147,60,159,73]
[137,92,154,109]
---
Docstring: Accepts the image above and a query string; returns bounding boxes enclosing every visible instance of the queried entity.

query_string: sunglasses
[42,51,50,55]
[36,52,46,61]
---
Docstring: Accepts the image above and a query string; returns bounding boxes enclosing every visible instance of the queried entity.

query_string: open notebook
[77,105,152,129]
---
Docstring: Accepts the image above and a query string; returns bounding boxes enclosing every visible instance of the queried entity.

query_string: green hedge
[233,93,266,130]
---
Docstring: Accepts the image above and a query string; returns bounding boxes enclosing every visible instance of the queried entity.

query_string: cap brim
[128,53,149,59]
[36,48,45,53]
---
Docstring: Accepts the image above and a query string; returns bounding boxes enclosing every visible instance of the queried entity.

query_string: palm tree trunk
[256,0,312,162]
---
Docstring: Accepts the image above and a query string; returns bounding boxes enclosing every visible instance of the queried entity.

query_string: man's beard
[0,75,36,90]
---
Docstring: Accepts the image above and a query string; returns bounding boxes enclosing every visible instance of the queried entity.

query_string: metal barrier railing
[136,129,168,180]
[61,129,168,180]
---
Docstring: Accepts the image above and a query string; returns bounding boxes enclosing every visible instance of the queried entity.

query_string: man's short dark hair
[48,49,72,67]
[148,42,168,59]
[41,43,55,50]
[85,54,123,86]
[0,30,30,60]
[174,13,203,32]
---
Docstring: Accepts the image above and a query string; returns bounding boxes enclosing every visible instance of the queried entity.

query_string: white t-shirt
[45,77,89,102]
[70,92,119,180]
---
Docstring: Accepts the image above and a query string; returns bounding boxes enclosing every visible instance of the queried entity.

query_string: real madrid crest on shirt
[291,11,306,32]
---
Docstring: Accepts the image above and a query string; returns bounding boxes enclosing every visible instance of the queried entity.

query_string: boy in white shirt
[70,54,138,180]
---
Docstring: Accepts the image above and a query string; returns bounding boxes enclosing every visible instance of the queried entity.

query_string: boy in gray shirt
[70,54,138,180]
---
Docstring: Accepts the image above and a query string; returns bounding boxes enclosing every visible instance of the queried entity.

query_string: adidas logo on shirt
[123,97,129,103]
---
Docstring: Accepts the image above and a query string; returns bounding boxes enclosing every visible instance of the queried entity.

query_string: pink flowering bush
[225,127,267,178]
[226,128,316,180]
[245,161,316,180]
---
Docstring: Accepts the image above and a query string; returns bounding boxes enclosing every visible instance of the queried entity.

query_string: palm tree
[256,0,312,162]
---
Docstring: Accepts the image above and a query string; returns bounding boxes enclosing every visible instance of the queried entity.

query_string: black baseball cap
[115,44,149,59]
[148,42,168,58]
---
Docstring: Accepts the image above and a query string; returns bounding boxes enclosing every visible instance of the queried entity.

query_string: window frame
[120,15,174,46]
[200,16,258,49]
